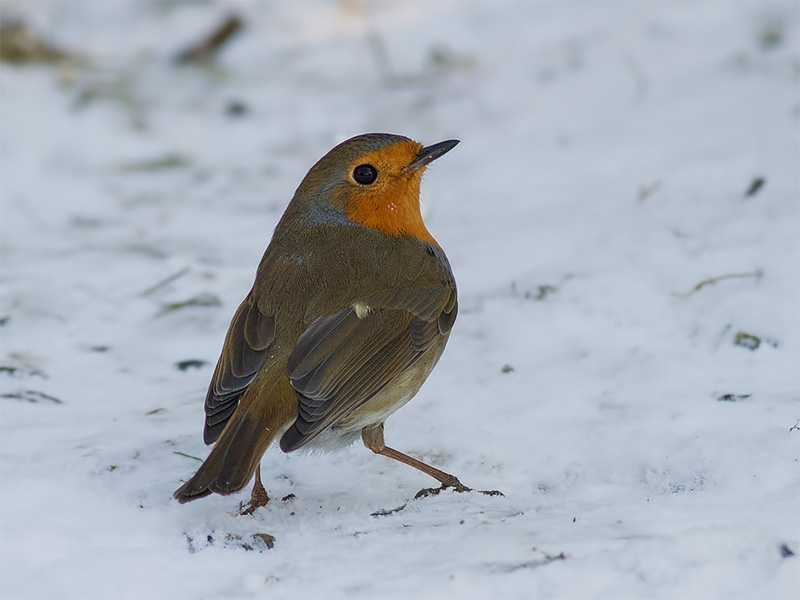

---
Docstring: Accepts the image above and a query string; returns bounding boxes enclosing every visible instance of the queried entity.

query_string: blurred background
[1,2,798,599]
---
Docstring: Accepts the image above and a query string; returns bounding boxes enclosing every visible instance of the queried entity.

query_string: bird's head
[293,133,459,245]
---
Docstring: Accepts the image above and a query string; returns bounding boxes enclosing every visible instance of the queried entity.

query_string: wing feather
[203,294,275,444]
[280,285,455,452]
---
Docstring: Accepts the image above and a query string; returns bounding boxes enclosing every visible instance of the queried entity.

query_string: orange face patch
[332,139,438,246]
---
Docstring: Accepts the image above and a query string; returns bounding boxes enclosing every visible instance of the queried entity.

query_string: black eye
[352,164,378,185]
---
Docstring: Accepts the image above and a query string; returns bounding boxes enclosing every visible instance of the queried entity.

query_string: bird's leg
[240,464,270,515]
[361,423,471,497]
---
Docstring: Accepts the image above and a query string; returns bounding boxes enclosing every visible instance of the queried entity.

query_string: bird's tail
[174,376,296,503]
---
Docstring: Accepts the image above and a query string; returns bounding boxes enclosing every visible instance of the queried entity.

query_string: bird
[174,132,468,512]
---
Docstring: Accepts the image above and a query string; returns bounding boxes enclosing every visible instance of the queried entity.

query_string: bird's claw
[414,477,471,499]
[414,481,504,499]
[239,488,270,516]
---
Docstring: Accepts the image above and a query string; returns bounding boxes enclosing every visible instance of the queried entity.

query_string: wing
[280,285,457,452]
[203,291,275,444]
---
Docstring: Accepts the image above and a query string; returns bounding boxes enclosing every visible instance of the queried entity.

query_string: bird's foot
[414,477,504,499]
[414,475,472,499]
[239,482,270,516]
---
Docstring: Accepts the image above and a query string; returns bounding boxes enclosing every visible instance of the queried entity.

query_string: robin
[174,133,470,512]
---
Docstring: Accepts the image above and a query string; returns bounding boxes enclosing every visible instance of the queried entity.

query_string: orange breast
[344,177,437,245]
[327,138,440,246]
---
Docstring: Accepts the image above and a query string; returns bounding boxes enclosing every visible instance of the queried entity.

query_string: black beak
[408,139,460,170]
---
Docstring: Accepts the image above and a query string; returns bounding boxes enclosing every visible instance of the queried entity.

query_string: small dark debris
[789,420,800,432]
[512,281,557,300]
[534,285,557,300]
[226,100,249,117]
[0,365,47,379]
[90,346,109,353]
[497,550,568,572]
[501,364,515,374]
[744,177,766,197]
[371,503,408,517]
[0,19,72,63]
[427,45,475,71]
[120,154,191,172]
[70,216,104,229]
[573,517,577,523]
[159,293,222,316]
[679,271,762,298]
[0,316,9,326]
[759,27,782,50]
[174,451,203,462]
[717,394,751,402]
[637,181,662,203]
[140,267,191,297]
[0,365,45,379]
[252,533,276,550]
[544,551,566,562]
[2,390,63,404]
[109,465,117,471]
[734,331,761,351]
[146,408,166,415]
[780,543,794,558]
[175,13,244,65]
[531,547,568,563]
[224,533,253,551]
[281,493,296,502]
[176,359,207,371]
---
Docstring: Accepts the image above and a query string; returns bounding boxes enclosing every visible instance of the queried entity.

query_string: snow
[1,1,798,598]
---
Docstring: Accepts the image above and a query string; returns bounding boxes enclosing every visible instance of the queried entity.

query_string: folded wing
[203,293,275,444]
[280,286,457,452]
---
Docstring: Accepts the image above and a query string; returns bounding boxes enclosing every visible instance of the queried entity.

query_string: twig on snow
[174,451,203,462]
[175,14,244,65]
[140,267,190,297]
[676,270,762,298]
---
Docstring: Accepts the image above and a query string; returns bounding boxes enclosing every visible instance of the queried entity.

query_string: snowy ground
[1,2,798,599]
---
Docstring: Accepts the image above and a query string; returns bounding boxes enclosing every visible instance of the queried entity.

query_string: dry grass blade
[175,14,244,65]
[677,270,762,298]
[0,19,72,64]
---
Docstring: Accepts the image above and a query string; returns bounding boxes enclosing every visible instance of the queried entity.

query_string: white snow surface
[1,2,799,599]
